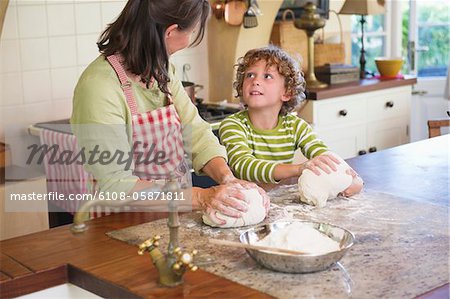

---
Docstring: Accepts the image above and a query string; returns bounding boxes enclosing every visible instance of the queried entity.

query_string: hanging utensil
[211,0,226,20]
[243,0,258,28]
[250,0,262,16]
[182,63,191,82]
[224,0,247,26]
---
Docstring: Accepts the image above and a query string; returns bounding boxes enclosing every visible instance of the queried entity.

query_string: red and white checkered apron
[106,55,189,184]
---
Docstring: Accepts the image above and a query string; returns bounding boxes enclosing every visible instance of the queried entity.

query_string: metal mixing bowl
[239,221,355,273]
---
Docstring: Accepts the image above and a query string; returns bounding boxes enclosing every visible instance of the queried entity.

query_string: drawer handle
[358,150,367,155]
[385,101,394,108]
[369,146,377,153]
[339,109,348,117]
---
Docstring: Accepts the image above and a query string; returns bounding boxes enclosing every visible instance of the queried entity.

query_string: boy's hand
[341,169,364,197]
[300,154,340,176]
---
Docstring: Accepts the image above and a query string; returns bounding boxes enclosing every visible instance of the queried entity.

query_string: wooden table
[1,136,448,298]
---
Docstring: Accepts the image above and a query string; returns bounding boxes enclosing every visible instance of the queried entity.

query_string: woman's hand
[197,183,249,220]
[299,154,340,176]
[221,176,270,215]
[194,180,271,225]
[259,185,271,215]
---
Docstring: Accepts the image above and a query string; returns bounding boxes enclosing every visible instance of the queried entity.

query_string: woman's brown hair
[98,0,210,94]
[233,45,306,115]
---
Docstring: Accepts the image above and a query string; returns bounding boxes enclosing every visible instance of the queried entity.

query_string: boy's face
[242,60,290,112]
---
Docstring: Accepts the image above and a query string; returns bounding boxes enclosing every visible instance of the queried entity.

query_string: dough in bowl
[202,188,266,228]
[298,153,352,208]
[255,222,340,254]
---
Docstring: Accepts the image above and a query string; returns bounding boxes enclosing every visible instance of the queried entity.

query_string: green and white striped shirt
[219,111,328,183]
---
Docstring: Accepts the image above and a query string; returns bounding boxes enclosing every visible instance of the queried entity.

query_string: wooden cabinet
[299,86,412,159]
[0,176,49,240]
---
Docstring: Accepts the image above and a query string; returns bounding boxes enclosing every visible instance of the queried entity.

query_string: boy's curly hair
[233,45,306,115]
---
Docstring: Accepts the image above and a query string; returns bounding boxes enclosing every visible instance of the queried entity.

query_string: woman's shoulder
[74,55,124,104]
[72,55,129,124]
[77,56,118,88]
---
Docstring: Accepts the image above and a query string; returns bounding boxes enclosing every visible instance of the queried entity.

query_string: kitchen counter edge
[306,77,417,100]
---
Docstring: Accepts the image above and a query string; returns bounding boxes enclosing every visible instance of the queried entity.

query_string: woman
[71,0,268,223]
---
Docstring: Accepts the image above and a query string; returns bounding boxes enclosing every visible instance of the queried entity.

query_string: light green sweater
[219,111,328,183]
[71,55,226,194]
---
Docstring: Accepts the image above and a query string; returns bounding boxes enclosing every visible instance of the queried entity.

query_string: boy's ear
[281,93,291,102]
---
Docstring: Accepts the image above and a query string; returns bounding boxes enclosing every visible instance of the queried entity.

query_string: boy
[219,46,363,196]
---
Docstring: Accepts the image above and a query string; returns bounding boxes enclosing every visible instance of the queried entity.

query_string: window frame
[349,1,393,74]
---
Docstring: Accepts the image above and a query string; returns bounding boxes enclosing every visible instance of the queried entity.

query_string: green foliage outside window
[352,3,449,77]
[402,2,449,77]
[350,15,385,75]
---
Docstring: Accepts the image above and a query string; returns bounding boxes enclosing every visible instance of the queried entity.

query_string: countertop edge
[306,77,417,100]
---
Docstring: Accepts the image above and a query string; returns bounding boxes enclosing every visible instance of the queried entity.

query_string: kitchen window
[350,14,388,76]
[350,0,449,79]
[402,0,449,77]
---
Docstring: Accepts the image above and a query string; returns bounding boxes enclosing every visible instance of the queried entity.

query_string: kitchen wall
[207,0,349,103]
[0,0,210,144]
[0,0,350,141]
[0,0,352,164]
[207,0,283,103]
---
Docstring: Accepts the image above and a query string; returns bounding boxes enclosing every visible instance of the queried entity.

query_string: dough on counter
[255,222,340,254]
[298,153,352,208]
[202,188,266,228]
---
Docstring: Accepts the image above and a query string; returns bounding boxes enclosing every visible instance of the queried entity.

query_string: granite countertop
[3,132,446,298]
[107,185,449,298]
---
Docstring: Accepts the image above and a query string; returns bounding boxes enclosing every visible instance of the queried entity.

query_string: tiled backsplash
[0,0,209,142]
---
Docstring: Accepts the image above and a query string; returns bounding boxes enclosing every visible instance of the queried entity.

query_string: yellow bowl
[375,58,403,77]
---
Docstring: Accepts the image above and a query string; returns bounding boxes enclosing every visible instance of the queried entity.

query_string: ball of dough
[298,154,352,208]
[202,188,266,228]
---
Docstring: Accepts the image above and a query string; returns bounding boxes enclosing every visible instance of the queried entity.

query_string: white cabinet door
[316,125,366,159]
[299,85,412,159]
[366,117,409,153]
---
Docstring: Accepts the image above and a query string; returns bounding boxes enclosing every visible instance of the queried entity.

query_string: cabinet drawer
[366,116,409,151]
[314,97,366,127]
[366,87,410,121]
[316,125,366,159]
